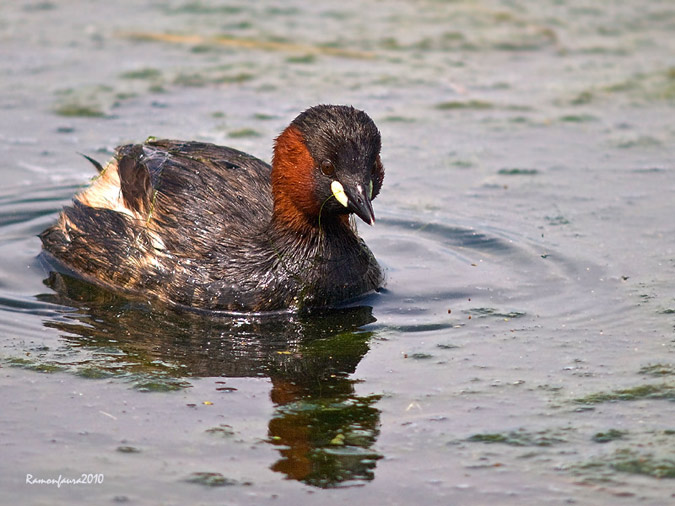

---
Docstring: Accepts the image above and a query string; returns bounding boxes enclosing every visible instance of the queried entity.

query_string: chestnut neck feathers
[271,125,322,232]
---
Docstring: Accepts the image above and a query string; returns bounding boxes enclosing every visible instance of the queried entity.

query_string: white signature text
[26,473,104,488]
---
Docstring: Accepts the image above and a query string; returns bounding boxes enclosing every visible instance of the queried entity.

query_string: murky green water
[1,1,674,504]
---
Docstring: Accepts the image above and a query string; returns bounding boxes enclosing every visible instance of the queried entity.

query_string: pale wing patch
[76,160,140,220]
[74,159,168,265]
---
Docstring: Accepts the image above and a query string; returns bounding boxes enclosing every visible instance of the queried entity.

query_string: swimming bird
[40,105,385,312]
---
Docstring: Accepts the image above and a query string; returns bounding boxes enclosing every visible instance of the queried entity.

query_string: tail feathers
[39,221,70,256]
[78,153,105,173]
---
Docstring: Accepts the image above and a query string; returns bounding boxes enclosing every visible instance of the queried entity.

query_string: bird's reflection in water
[39,271,382,488]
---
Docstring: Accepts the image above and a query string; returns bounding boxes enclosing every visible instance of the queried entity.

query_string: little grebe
[40,105,385,312]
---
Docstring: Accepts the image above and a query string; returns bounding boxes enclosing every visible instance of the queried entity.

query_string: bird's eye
[320,160,335,176]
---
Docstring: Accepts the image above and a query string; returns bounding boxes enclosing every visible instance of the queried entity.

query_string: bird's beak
[331,180,375,226]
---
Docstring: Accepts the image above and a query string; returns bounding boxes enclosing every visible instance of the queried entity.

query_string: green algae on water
[592,429,626,443]
[205,424,235,437]
[545,215,570,226]
[381,115,415,123]
[173,71,255,87]
[465,307,527,318]
[116,445,141,453]
[4,357,66,373]
[451,159,475,168]
[228,128,261,138]
[120,68,162,80]
[253,113,277,120]
[76,366,116,380]
[3,352,193,390]
[409,352,434,360]
[132,377,192,392]
[612,452,675,479]
[437,343,460,350]
[216,72,255,84]
[569,90,594,105]
[559,114,598,123]
[286,54,317,64]
[563,67,675,108]
[497,168,538,176]
[573,383,675,404]
[171,73,209,87]
[54,102,106,118]
[166,2,244,15]
[467,428,567,447]
[436,100,494,110]
[576,449,675,480]
[639,363,675,377]
[614,135,663,149]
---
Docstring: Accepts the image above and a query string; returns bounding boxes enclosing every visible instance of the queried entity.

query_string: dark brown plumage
[40,105,385,313]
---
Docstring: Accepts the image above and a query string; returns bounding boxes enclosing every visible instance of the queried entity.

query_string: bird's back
[40,139,275,306]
